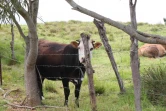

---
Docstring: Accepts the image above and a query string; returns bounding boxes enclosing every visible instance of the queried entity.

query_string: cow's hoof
[75,99,79,107]
[64,100,68,107]
[42,96,45,100]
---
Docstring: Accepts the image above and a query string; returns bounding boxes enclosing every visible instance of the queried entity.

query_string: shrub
[150,27,159,32]
[50,29,57,33]
[141,65,166,106]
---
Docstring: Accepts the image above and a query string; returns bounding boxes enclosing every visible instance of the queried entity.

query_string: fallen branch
[7,101,68,110]
[7,102,35,110]
[0,87,4,92]
[20,96,27,106]
[3,88,68,110]
[3,89,19,99]
[36,105,68,109]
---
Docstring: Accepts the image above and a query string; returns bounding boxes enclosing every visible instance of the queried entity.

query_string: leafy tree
[0,0,41,106]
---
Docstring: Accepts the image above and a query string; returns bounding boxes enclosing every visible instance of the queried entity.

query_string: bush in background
[141,65,166,106]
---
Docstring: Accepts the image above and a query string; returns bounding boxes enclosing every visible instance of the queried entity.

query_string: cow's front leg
[75,82,82,107]
[62,79,70,106]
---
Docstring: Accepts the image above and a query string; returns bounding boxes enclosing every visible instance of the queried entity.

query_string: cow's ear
[94,42,102,49]
[71,41,79,48]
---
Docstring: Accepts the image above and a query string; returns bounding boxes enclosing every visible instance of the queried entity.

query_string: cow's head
[71,38,102,64]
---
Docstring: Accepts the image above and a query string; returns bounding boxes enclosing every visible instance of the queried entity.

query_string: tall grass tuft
[141,65,166,106]
[44,81,58,93]
[94,81,105,95]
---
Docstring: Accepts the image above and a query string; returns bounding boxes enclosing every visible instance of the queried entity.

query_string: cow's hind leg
[62,79,70,106]
[75,82,82,107]
[37,74,45,100]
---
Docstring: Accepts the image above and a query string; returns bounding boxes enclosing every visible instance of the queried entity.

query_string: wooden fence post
[93,19,125,93]
[81,33,97,111]
[0,56,2,86]
[129,0,142,111]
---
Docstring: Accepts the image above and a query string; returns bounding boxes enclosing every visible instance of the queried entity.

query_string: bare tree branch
[137,31,166,39]
[65,0,166,44]
[12,14,26,40]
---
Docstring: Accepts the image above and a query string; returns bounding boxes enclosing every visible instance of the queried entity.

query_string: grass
[0,21,166,110]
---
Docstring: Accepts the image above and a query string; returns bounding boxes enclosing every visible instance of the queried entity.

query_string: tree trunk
[10,0,41,106]
[129,0,142,111]
[81,33,97,111]
[0,56,2,86]
[93,19,125,93]
[24,32,40,106]
[10,22,16,65]
[24,0,41,106]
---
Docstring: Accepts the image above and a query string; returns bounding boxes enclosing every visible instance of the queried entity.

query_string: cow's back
[138,44,166,58]
[155,44,166,56]
[139,46,159,58]
[36,39,84,80]
[36,39,68,79]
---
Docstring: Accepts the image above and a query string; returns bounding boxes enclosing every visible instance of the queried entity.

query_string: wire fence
[1,46,166,110]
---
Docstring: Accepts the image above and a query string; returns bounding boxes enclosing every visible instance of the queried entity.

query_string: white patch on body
[74,80,78,84]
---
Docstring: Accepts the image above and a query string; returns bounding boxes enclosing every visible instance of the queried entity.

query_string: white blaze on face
[78,38,94,64]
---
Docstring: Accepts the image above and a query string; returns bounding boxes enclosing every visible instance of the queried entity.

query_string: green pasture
[0,21,166,111]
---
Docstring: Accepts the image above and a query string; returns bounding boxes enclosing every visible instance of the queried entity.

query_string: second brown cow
[138,44,166,58]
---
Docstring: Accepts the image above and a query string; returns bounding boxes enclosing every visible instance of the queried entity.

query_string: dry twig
[3,89,19,99]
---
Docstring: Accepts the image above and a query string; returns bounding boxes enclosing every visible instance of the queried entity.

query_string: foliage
[141,65,166,106]
[0,0,28,24]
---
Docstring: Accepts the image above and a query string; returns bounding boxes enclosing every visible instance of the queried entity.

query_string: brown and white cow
[36,37,102,107]
[138,44,166,58]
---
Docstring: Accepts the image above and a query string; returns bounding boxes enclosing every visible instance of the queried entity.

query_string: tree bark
[25,0,40,106]
[65,0,166,44]
[10,22,16,65]
[93,19,125,93]
[81,33,97,111]
[129,0,141,111]
[0,56,2,86]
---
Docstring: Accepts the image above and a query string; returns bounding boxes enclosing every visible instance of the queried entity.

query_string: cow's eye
[90,48,93,51]
[78,47,80,49]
